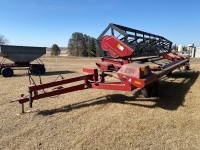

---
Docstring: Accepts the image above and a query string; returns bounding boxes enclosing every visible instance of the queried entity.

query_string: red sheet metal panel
[101,35,134,58]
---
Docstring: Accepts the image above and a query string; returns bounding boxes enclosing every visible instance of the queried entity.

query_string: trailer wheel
[29,65,45,74]
[141,88,149,98]
[141,81,158,98]
[38,66,46,74]
[1,68,14,77]
[179,65,186,72]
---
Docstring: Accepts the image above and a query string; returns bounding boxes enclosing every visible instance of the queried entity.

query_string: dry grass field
[0,56,200,150]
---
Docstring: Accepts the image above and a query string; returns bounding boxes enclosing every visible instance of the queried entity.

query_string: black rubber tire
[141,88,149,98]
[1,68,14,77]
[141,81,159,98]
[29,65,45,74]
[38,66,46,74]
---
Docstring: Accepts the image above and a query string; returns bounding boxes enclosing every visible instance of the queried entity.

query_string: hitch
[12,68,98,113]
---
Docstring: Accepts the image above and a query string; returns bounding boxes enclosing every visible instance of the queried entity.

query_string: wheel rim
[179,65,186,71]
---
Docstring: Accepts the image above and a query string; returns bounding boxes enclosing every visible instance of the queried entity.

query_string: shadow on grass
[42,70,75,76]
[37,70,199,116]
[12,70,75,77]
[155,70,199,110]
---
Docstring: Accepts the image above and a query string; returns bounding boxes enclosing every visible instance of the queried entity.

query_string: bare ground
[0,57,200,150]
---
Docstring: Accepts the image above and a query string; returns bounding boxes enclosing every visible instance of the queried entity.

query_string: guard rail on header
[97,23,172,57]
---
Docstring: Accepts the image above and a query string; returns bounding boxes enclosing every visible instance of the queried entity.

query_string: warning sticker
[117,44,124,51]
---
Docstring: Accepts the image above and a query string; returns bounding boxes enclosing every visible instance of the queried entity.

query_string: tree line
[67,32,100,57]
[3,32,189,57]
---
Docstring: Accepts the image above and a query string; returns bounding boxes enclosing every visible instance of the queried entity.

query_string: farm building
[191,46,200,57]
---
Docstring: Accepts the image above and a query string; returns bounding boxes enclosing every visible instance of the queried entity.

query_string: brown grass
[0,57,200,150]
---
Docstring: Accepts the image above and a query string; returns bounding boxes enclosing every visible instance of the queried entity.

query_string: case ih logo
[117,44,124,51]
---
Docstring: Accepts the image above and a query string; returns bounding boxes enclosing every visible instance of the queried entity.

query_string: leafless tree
[0,34,9,45]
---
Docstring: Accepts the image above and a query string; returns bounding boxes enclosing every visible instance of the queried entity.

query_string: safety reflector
[134,81,141,85]
[141,66,146,72]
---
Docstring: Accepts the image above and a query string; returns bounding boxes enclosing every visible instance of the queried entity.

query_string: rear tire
[141,88,149,98]
[38,66,46,74]
[29,65,45,74]
[166,72,173,76]
[1,68,14,77]
[141,81,159,98]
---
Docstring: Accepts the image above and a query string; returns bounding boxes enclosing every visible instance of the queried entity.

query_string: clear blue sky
[0,0,200,47]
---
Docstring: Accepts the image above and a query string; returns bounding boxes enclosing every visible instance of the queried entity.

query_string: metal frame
[12,57,189,113]
[97,23,172,57]
[11,23,190,113]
